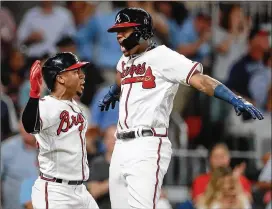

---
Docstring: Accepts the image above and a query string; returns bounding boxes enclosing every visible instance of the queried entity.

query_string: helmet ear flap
[135,26,152,40]
[42,66,59,91]
[142,29,150,40]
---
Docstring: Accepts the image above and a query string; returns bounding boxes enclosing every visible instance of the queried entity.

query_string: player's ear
[56,74,65,85]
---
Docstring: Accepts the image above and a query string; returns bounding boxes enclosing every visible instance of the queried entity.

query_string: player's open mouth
[120,43,128,53]
[80,81,85,90]
[118,39,127,53]
[120,45,127,52]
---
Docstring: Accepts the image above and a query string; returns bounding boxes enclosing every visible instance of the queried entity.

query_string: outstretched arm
[22,60,43,133]
[189,73,264,120]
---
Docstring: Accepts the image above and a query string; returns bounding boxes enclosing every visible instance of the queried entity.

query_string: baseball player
[99,8,264,209]
[21,52,99,209]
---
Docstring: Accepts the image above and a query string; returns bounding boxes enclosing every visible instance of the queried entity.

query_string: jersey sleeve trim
[186,62,203,85]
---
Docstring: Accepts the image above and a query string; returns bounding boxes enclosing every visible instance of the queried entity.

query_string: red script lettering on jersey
[57,110,84,135]
[121,61,156,89]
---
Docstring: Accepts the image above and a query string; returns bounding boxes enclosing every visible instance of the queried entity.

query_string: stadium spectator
[176,12,211,63]
[258,155,272,209]
[154,2,189,48]
[1,48,27,111]
[212,3,250,83]
[56,35,77,54]
[19,176,37,209]
[17,1,76,59]
[75,2,127,84]
[248,51,272,146]
[225,27,270,103]
[192,143,251,202]
[249,49,272,111]
[196,166,251,209]
[55,35,104,106]
[66,1,95,28]
[87,125,116,209]
[225,48,271,150]
[1,90,19,141]
[1,122,38,209]
[1,48,26,88]
[0,7,16,62]
[251,153,272,209]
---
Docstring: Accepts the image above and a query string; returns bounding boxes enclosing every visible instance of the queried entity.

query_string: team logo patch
[57,110,84,135]
[121,61,156,89]
[116,14,121,23]
[115,13,130,24]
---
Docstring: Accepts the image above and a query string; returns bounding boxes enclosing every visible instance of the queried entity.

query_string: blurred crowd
[1,1,271,209]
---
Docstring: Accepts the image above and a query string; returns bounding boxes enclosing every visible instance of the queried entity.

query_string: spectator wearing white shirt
[17,1,76,59]
[212,3,250,83]
[0,7,16,62]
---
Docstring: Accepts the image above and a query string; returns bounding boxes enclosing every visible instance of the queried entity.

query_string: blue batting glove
[230,96,264,120]
[99,85,120,111]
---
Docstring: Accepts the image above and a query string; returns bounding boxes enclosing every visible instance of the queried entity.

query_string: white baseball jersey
[116,45,203,131]
[34,96,89,181]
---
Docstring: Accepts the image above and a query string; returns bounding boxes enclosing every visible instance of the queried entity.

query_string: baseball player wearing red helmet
[22,52,99,209]
[99,7,264,209]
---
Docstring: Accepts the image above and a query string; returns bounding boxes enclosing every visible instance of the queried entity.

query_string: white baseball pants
[109,135,172,209]
[32,178,99,209]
